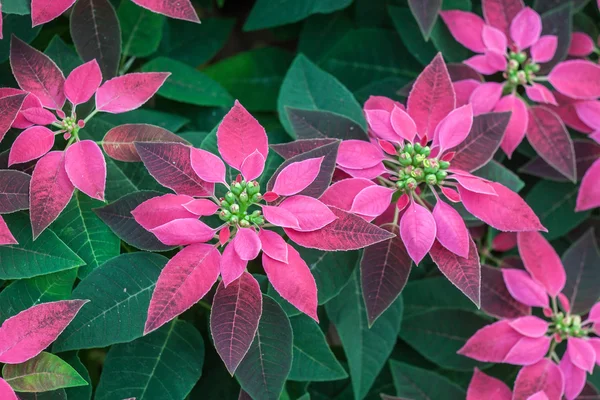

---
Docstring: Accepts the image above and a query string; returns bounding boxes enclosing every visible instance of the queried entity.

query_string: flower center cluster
[504,51,540,87]
[551,312,589,340]
[55,112,85,141]
[394,143,450,192]
[218,180,264,227]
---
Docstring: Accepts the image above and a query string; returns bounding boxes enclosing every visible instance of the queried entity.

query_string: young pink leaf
[8,126,55,166]
[233,228,261,261]
[434,104,473,152]
[458,320,524,362]
[0,378,17,400]
[365,109,398,142]
[380,140,396,155]
[531,35,558,63]
[10,36,66,110]
[278,195,336,232]
[220,244,248,287]
[29,151,74,239]
[482,25,508,53]
[510,7,542,50]
[517,231,566,297]
[189,147,227,184]
[441,186,460,202]
[467,368,512,400]
[64,140,106,200]
[0,300,87,364]
[548,60,600,100]
[568,32,595,57]
[31,0,77,26]
[513,359,564,400]
[575,101,600,130]
[390,106,417,142]
[432,199,470,258]
[430,238,481,306]
[337,162,387,180]
[20,107,57,126]
[131,0,200,22]
[132,194,196,230]
[240,150,265,182]
[319,178,375,211]
[452,173,497,195]
[492,232,517,251]
[454,79,480,107]
[272,157,323,196]
[102,124,189,162]
[568,338,596,373]
[263,244,318,321]
[144,244,220,334]
[482,0,525,39]
[95,72,170,113]
[262,205,301,229]
[0,93,28,138]
[464,54,504,75]
[0,215,17,245]
[400,202,436,265]
[258,229,288,264]
[495,94,529,157]
[350,185,395,218]
[525,84,557,106]
[219,227,230,246]
[439,11,487,52]
[503,335,550,365]
[407,53,456,138]
[576,159,600,211]
[458,182,546,232]
[210,272,262,375]
[64,59,102,106]
[559,355,585,400]
[336,140,383,169]
[469,82,503,115]
[150,218,214,245]
[502,268,549,308]
[509,316,549,338]
[182,199,218,216]
[217,100,268,170]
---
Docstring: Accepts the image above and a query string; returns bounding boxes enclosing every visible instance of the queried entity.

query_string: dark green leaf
[61,352,92,400]
[474,160,525,193]
[298,13,353,63]
[389,360,466,399]
[402,277,477,319]
[44,36,82,76]
[0,14,41,63]
[408,0,443,40]
[287,108,369,141]
[3,0,30,14]
[539,2,573,74]
[389,6,438,66]
[118,0,165,58]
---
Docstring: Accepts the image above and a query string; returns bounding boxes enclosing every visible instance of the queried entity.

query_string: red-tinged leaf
[131,0,199,23]
[577,159,600,211]
[145,244,220,334]
[233,228,261,261]
[494,95,529,157]
[210,272,262,375]
[526,106,576,182]
[0,170,31,213]
[549,60,600,100]
[400,202,436,265]
[190,147,227,184]
[441,186,460,202]
[513,359,564,400]
[32,0,77,26]
[0,93,28,140]
[467,368,512,400]
[469,82,503,115]
[569,32,595,57]
[64,60,102,106]
[64,140,106,201]
[9,126,55,166]
[452,173,497,196]
[0,89,43,130]
[217,100,268,170]
[407,53,455,138]
[0,300,87,364]
[258,229,287,264]
[70,0,121,79]
[408,0,442,39]
[517,231,566,297]
[278,196,337,232]
[361,225,411,326]
[434,104,474,153]
[509,316,548,338]
[510,7,542,50]
[263,244,318,321]
[482,0,525,39]
[102,124,189,162]
[0,378,17,400]
[10,37,65,110]
[319,178,375,211]
[451,112,511,171]
[96,72,170,113]
[336,140,383,170]
[0,215,17,245]
[351,185,395,218]
[20,107,57,126]
[458,182,546,232]
[503,335,550,366]
[285,207,395,251]
[183,199,218,216]
[567,337,596,373]
[270,138,338,159]
[262,205,301,229]
[430,238,481,307]
[240,150,265,181]
[150,218,215,245]
[136,142,214,197]
[131,193,196,230]
[440,11,487,53]
[562,229,600,314]
[457,320,523,363]
[433,199,470,258]
[559,355,585,400]
[220,243,248,287]
[502,268,549,308]
[480,265,531,319]
[272,157,323,196]
[29,151,75,239]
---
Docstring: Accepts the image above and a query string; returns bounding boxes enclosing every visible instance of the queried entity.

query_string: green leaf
[50,192,120,279]
[389,7,438,66]
[298,13,353,63]
[289,314,348,382]
[61,352,92,400]
[95,320,204,400]
[0,213,84,279]
[0,269,77,325]
[142,57,233,107]
[389,360,466,400]
[474,160,525,193]
[52,253,167,352]
[325,271,403,400]
[99,110,189,132]
[402,277,478,319]
[353,77,411,105]
[0,14,41,63]
[243,0,352,31]
[278,54,365,137]
[204,47,295,112]
[2,352,87,392]
[118,0,165,58]
[526,180,590,240]
[3,0,30,15]
[44,36,83,76]
[236,296,293,400]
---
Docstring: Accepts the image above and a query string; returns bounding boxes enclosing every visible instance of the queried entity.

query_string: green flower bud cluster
[218,180,264,227]
[395,144,449,192]
[60,116,80,134]
[505,51,540,87]
[552,313,587,339]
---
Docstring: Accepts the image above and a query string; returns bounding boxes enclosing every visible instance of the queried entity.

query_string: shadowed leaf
[103,124,189,162]
[287,108,369,141]
[389,361,466,399]
[408,0,442,39]
[0,170,30,213]
[562,228,600,314]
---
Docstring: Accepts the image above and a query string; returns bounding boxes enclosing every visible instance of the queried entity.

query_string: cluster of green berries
[505,51,540,86]
[218,180,264,227]
[551,313,587,339]
[395,143,450,191]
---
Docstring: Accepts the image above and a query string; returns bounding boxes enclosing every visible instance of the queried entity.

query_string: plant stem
[84,109,99,123]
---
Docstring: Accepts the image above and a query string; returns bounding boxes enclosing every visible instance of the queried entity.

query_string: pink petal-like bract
[568,338,596,373]
[220,243,248,287]
[277,195,337,232]
[441,186,460,202]
[132,194,196,230]
[144,244,220,334]
[503,335,550,365]
[559,356,585,400]
[407,53,456,138]
[319,178,375,211]
[482,0,525,39]
[365,109,398,142]
[452,173,497,195]
[495,94,529,157]
[350,185,395,218]
[517,231,566,297]
[454,79,480,107]
[0,378,17,400]
[258,229,288,264]
[95,72,170,113]
[210,272,262,375]
[464,54,504,75]
[64,59,102,106]
[29,151,75,239]
[440,11,487,52]
[131,0,200,22]
[575,101,600,130]
[400,201,436,265]
[182,199,218,216]
[568,32,595,57]
[458,182,546,232]
[514,359,564,400]
[467,368,512,400]
[364,95,400,111]
[233,228,261,261]
[262,244,318,321]
[31,0,77,26]
[64,140,107,201]
[525,84,557,106]
[576,159,600,211]
[9,126,55,166]
[10,36,66,110]
[221,227,232,244]
[510,7,542,50]
[337,140,383,170]
[482,25,508,53]
[469,82,503,115]
[240,150,265,182]
[492,232,517,251]
[548,60,600,100]
[508,316,549,338]
[531,35,558,63]
[217,100,268,170]
[150,218,215,246]
[390,106,417,142]
[272,157,323,196]
[20,107,57,126]
[190,147,227,184]
[434,104,473,153]
[432,199,470,258]
[337,162,387,180]
[502,268,549,308]
[527,392,549,400]
[0,215,17,245]
[262,205,301,229]
[0,300,87,364]
[458,320,524,363]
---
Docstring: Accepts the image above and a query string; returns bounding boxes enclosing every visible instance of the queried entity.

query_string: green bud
[516,70,527,84]
[231,182,244,195]
[509,75,519,85]
[404,165,414,175]
[516,52,527,64]
[251,193,262,202]
[414,154,426,165]
[230,204,240,214]
[405,178,418,191]
[399,152,413,166]
[422,146,431,156]
[253,217,265,225]
[531,63,540,73]
[239,191,249,203]
[251,210,262,218]
[411,168,424,179]
[220,199,230,207]
[240,219,251,228]
[439,160,450,169]
[404,143,414,154]
[396,180,406,189]
[436,170,448,181]
[397,169,406,179]
[509,51,517,59]
[573,315,582,327]
[230,215,239,224]
[247,181,260,196]
[225,192,236,203]
[219,210,231,221]
[425,174,437,185]
[414,143,423,153]
[508,59,519,70]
